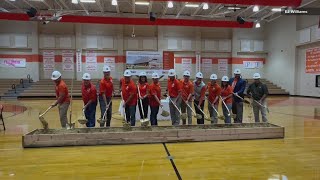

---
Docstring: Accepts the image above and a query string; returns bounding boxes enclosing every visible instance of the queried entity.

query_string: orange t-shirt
[100,77,113,97]
[180,79,194,101]
[82,82,97,104]
[207,82,221,105]
[122,80,138,106]
[149,82,161,107]
[138,83,149,98]
[231,78,238,90]
[55,80,70,104]
[167,79,181,98]
[220,85,233,104]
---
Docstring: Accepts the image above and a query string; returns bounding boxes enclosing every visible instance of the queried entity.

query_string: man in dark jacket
[229,69,246,123]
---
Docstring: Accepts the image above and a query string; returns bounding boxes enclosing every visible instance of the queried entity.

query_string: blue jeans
[150,106,159,126]
[194,100,205,124]
[222,103,232,124]
[99,95,112,127]
[84,102,97,127]
[125,105,136,126]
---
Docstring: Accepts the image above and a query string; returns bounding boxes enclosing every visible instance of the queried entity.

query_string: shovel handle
[169,97,182,114]
[233,92,244,100]
[183,99,197,116]
[39,106,53,117]
[219,96,231,116]
[194,102,209,119]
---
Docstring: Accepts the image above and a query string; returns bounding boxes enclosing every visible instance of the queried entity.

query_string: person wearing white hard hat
[81,73,97,127]
[180,70,194,125]
[246,73,269,123]
[229,68,246,123]
[122,70,138,126]
[51,70,70,128]
[193,72,206,124]
[167,69,182,126]
[137,72,149,121]
[207,74,221,124]
[221,76,233,124]
[148,72,162,126]
[99,66,115,127]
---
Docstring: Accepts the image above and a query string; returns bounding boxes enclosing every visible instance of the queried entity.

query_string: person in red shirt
[50,71,70,128]
[81,73,97,127]
[180,70,194,125]
[207,74,221,124]
[137,72,149,120]
[220,76,233,124]
[122,70,138,126]
[167,69,182,126]
[149,72,162,126]
[99,66,115,127]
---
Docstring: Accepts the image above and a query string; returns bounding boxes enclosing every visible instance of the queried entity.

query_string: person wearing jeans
[137,72,149,120]
[229,69,246,123]
[221,76,233,124]
[149,73,162,126]
[180,70,194,125]
[246,73,269,123]
[207,74,221,124]
[167,69,182,126]
[193,72,206,125]
[81,73,97,127]
[122,70,138,126]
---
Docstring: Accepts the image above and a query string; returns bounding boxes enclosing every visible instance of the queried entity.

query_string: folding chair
[0,105,5,131]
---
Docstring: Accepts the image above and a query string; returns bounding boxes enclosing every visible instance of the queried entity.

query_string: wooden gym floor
[0,96,320,179]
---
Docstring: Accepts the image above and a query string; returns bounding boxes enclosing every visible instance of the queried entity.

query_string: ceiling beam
[148,1,153,15]
[42,0,53,10]
[132,0,135,14]
[176,3,186,18]
[58,0,70,10]
[260,6,286,20]
[162,2,168,16]
[192,3,203,16]
[247,6,269,18]
[79,2,89,15]
[235,5,253,17]
[0,7,9,12]
[96,0,104,13]
[22,0,36,9]
[208,4,221,15]
[4,0,23,12]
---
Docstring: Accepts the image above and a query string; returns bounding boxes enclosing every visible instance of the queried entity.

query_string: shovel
[137,83,150,125]
[183,99,203,119]
[193,102,211,121]
[120,91,131,129]
[97,100,112,124]
[233,93,251,105]
[253,99,270,113]
[206,97,225,121]
[38,105,53,130]
[78,108,88,125]
[160,106,170,117]
[219,96,232,118]
[169,97,187,119]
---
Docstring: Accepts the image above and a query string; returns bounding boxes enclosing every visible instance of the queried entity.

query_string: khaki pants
[181,100,192,125]
[252,99,268,123]
[58,102,70,128]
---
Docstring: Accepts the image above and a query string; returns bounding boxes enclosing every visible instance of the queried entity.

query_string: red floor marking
[269,97,320,107]
[0,104,27,114]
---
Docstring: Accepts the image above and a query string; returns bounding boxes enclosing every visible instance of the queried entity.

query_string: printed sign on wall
[218,59,228,75]
[76,50,82,72]
[43,50,55,71]
[104,57,115,71]
[0,58,26,68]
[243,61,263,69]
[62,50,74,71]
[201,58,213,77]
[85,51,97,72]
[306,47,320,73]
[182,58,192,72]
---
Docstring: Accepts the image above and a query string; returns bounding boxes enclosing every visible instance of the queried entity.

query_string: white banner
[62,50,74,71]
[126,69,169,76]
[85,51,97,72]
[43,50,55,71]
[182,58,192,72]
[85,63,97,72]
[243,61,263,69]
[0,58,26,68]
[201,58,212,77]
[76,50,82,72]
[126,51,163,70]
[104,57,115,71]
[218,59,228,75]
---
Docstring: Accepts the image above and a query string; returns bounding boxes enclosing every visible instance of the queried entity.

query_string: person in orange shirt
[122,70,138,126]
[207,74,221,124]
[137,72,149,120]
[193,72,206,124]
[180,70,194,125]
[99,66,115,127]
[149,72,162,126]
[220,76,233,124]
[81,73,97,127]
[167,69,182,126]
[50,71,70,128]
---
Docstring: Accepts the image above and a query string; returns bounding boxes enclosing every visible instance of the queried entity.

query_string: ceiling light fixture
[271,8,282,12]
[253,5,259,12]
[168,2,173,8]
[227,7,241,10]
[72,0,78,4]
[185,4,199,8]
[112,0,117,6]
[135,2,150,5]
[203,3,208,10]
[255,22,261,28]
[79,0,96,3]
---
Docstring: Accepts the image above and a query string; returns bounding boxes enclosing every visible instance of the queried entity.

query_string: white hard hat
[253,73,261,79]
[124,70,132,77]
[103,66,111,72]
[210,74,218,80]
[234,69,241,74]
[51,71,61,80]
[82,73,91,80]
[196,72,203,79]
[152,72,159,79]
[221,76,229,82]
[168,69,176,77]
[183,70,191,77]
[139,72,147,77]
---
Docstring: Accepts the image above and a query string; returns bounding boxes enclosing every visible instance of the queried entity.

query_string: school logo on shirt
[126,86,129,90]
[172,83,175,88]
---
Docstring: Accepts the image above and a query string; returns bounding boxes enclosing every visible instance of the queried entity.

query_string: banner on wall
[43,50,55,71]
[243,61,263,69]
[104,57,115,71]
[0,58,26,68]
[163,51,174,70]
[201,59,213,77]
[218,59,228,75]
[182,58,192,72]
[85,51,97,72]
[62,50,74,71]
[76,50,82,72]
[306,47,320,73]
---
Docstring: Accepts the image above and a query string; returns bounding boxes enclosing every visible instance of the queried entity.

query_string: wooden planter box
[22,123,284,148]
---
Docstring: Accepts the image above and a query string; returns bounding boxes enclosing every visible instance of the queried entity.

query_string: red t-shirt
[100,77,113,97]
[149,82,161,107]
[167,79,181,98]
[122,80,138,106]
[82,82,97,104]
[55,80,70,104]
[207,82,221,105]
[221,85,233,104]
[180,79,194,101]
[138,83,149,98]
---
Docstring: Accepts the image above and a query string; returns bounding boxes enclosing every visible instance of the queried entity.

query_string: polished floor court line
[163,143,182,180]
[0,96,320,179]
